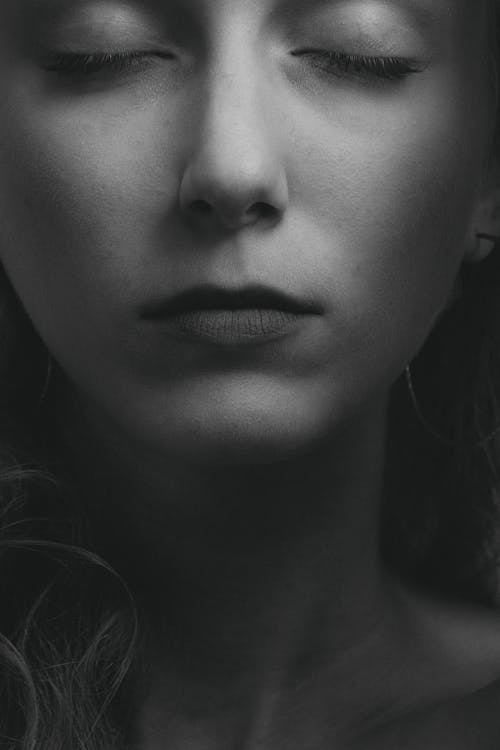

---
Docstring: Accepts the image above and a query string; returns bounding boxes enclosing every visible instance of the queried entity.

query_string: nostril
[250,202,277,220]
[189,199,278,224]
[189,199,212,217]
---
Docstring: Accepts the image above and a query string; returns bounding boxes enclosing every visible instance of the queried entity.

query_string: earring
[405,365,454,447]
[475,232,499,261]
[476,233,499,243]
[38,353,53,407]
[405,365,500,449]
[445,273,463,310]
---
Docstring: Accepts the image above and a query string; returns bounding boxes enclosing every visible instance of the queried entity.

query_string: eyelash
[44,49,420,81]
[43,50,174,75]
[293,50,421,80]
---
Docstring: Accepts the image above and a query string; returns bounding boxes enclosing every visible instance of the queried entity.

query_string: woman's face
[0,0,495,462]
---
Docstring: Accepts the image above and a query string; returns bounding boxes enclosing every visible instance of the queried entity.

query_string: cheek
[0,94,178,250]
[0,94,183,348]
[286,79,483,376]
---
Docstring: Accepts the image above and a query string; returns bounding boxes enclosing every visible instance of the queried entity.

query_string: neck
[64,396,399,744]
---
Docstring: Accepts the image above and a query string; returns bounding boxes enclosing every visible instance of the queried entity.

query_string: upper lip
[140,284,322,318]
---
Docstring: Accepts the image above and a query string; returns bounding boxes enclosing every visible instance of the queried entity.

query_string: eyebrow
[19,0,455,11]
[303,0,452,22]
[275,0,457,40]
[15,0,458,33]
[391,0,455,24]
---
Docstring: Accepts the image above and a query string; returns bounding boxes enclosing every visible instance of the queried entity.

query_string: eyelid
[291,49,425,79]
[41,48,175,72]
[292,48,419,61]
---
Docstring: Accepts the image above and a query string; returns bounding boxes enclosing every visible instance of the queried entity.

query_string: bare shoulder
[356,582,500,749]
[400,582,500,693]
[379,582,500,748]
[358,673,500,750]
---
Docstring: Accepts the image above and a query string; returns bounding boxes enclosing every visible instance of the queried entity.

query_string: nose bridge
[179,29,288,229]
[207,58,267,172]
[205,60,276,187]
[209,25,272,148]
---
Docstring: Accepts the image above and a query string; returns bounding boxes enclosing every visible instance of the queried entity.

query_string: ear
[464,183,500,263]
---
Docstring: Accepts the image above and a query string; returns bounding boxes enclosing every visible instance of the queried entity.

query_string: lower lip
[155,308,309,345]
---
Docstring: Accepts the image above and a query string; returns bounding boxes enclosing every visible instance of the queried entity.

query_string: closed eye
[292,50,423,81]
[42,50,175,75]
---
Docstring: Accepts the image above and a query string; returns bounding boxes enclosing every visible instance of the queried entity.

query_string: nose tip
[178,123,289,232]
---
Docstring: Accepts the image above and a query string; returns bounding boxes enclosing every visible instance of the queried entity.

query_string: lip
[139,284,322,346]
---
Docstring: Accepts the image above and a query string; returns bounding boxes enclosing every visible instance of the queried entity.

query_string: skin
[1,0,500,747]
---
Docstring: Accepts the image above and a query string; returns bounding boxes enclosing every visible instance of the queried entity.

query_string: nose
[179,65,289,232]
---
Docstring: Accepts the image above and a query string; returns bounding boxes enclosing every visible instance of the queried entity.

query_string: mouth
[139,284,322,346]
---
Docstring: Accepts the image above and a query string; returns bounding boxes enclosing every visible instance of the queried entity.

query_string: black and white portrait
[0,1,500,748]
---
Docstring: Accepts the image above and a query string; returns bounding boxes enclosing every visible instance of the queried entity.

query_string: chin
[171,418,320,467]
[122,376,339,467]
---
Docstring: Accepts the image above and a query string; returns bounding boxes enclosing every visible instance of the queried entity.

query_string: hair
[0,5,500,749]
